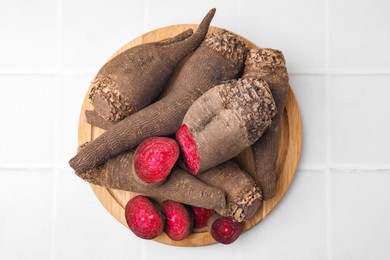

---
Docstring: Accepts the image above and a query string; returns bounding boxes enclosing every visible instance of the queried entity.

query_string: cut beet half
[134,137,179,184]
[162,200,193,241]
[125,195,165,239]
[176,124,200,175]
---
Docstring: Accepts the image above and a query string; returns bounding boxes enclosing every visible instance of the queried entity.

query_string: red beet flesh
[176,124,200,175]
[134,137,179,184]
[125,195,165,239]
[191,206,215,229]
[210,217,242,244]
[162,200,193,241]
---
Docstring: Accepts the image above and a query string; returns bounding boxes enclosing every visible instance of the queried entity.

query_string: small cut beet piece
[208,214,242,245]
[125,195,165,239]
[162,200,193,241]
[191,206,215,229]
[134,137,179,184]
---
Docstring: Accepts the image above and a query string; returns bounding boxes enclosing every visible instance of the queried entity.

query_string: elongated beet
[176,78,277,175]
[208,214,242,244]
[70,29,248,173]
[76,149,226,211]
[134,137,179,185]
[191,206,215,229]
[125,195,165,239]
[162,200,193,241]
[90,9,215,122]
[243,48,289,200]
[197,161,262,222]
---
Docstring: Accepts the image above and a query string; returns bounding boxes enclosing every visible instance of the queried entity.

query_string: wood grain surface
[77,25,302,247]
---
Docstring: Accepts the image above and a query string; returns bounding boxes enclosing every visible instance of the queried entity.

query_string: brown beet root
[178,78,277,174]
[191,206,215,229]
[134,137,179,185]
[197,161,262,222]
[69,29,247,175]
[208,214,242,244]
[162,200,193,241]
[76,147,226,211]
[125,195,165,239]
[90,9,215,122]
[243,48,289,200]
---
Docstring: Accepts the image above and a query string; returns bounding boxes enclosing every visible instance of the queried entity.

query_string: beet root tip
[125,195,165,239]
[134,137,179,184]
[162,200,193,241]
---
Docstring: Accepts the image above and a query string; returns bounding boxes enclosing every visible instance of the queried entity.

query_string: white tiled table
[1,0,389,259]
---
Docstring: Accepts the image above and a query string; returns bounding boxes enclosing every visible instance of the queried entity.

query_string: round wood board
[77,25,302,247]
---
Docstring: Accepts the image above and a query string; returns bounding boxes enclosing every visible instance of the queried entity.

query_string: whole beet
[243,48,289,200]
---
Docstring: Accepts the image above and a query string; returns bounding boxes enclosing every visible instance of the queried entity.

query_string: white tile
[329,75,390,168]
[0,0,56,70]
[289,75,327,169]
[0,169,53,260]
[56,75,93,167]
[330,170,390,260]
[60,0,145,71]
[329,0,390,70]
[146,0,240,33]
[0,75,56,167]
[143,239,241,260]
[237,170,327,260]
[240,0,325,73]
[53,168,144,260]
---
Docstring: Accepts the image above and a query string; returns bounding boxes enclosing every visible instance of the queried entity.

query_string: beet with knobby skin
[162,200,193,241]
[191,206,215,229]
[134,137,179,184]
[125,195,165,239]
[208,214,242,244]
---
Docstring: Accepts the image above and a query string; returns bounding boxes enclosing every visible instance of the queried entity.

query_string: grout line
[0,166,59,171]
[0,69,95,77]
[51,0,62,259]
[144,0,149,32]
[324,0,332,259]
[237,0,242,33]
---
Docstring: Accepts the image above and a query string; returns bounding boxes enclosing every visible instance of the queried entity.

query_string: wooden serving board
[77,25,302,246]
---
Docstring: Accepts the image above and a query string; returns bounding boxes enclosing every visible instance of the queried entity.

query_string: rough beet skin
[191,206,215,229]
[125,195,165,239]
[134,137,179,184]
[176,124,200,174]
[161,200,193,241]
[209,215,242,244]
